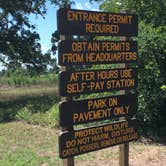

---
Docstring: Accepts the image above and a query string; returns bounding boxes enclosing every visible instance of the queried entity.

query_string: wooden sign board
[59,68,138,96]
[59,119,139,158]
[60,94,137,127]
[57,8,138,36]
[58,41,138,66]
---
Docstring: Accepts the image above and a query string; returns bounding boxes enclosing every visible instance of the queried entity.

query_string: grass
[0,83,59,127]
[0,76,165,165]
[15,103,59,127]
[0,84,58,101]
[0,122,166,166]
[0,73,58,87]
[0,122,61,166]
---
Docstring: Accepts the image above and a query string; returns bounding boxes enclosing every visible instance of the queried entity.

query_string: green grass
[1,93,58,118]
[0,122,61,166]
[0,73,58,87]
[1,122,165,166]
[15,104,59,127]
[0,122,106,165]
[0,84,59,126]
[0,122,119,166]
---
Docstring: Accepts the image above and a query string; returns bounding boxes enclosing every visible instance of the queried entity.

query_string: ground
[0,121,165,166]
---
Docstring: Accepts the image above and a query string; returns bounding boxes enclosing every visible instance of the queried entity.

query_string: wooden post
[60,33,74,166]
[59,4,74,165]
[119,143,129,166]
[60,34,74,166]
[119,35,130,166]
[63,156,74,166]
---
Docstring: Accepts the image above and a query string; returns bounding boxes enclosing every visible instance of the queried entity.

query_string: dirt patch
[0,121,165,166]
[76,143,166,166]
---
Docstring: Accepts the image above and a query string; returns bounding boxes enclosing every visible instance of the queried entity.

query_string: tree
[137,22,166,136]
[121,0,166,27]
[96,0,166,136]
[93,0,166,26]
[0,0,71,73]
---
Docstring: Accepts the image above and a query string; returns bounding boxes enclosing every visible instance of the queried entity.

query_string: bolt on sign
[59,68,137,96]
[59,94,137,127]
[57,8,138,36]
[58,41,138,66]
[59,119,138,159]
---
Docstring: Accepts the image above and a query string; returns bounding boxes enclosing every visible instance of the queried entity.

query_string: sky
[29,0,101,54]
[0,1,101,71]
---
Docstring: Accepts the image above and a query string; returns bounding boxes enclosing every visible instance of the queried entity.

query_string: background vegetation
[0,0,165,142]
[0,0,165,165]
[90,0,166,138]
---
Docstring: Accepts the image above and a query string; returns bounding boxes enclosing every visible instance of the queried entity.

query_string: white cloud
[75,2,84,10]
[85,2,91,9]
[74,2,98,11]
[41,45,49,53]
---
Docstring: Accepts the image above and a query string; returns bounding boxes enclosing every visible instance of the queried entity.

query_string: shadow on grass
[0,94,59,122]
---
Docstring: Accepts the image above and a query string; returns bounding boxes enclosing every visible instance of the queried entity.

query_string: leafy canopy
[95,0,166,135]
[0,0,70,73]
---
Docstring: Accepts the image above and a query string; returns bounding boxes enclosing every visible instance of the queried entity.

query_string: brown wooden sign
[59,119,139,159]
[60,94,137,127]
[58,41,138,66]
[57,8,138,36]
[59,68,138,96]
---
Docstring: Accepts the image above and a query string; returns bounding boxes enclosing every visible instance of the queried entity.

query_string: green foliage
[93,0,166,137]
[137,22,166,135]
[99,0,123,12]
[0,68,58,86]
[160,85,166,91]
[0,94,59,124]
[121,0,166,27]
[0,0,67,74]
[16,104,59,127]
[95,0,166,27]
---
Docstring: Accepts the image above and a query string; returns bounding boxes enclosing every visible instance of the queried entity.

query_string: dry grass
[76,142,166,166]
[1,121,165,166]
[0,84,58,101]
